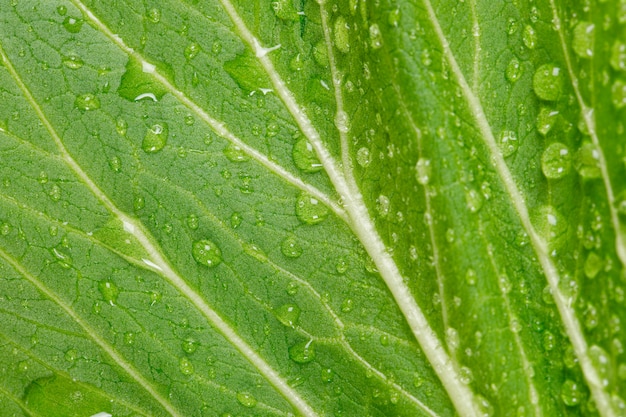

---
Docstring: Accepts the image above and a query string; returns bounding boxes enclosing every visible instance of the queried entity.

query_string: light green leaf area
[0,0,625,416]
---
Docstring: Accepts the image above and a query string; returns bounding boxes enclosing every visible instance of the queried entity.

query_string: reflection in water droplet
[142,123,168,153]
[276,304,301,327]
[533,64,563,101]
[192,239,222,267]
[289,340,315,363]
[541,142,571,179]
[295,193,329,224]
[293,138,322,172]
[75,94,100,111]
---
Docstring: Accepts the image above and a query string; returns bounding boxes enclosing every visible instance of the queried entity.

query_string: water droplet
[341,298,354,312]
[52,246,72,269]
[416,158,432,185]
[63,54,84,69]
[611,80,626,109]
[146,8,161,23]
[266,122,280,137]
[181,338,198,354]
[108,156,121,173]
[230,212,242,228]
[313,41,329,67]
[289,340,315,363]
[589,344,610,385]
[543,331,555,351]
[534,206,567,249]
[498,130,518,157]
[37,171,48,184]
[75,93,100,111]
[335,258,348,274]
[281,236,303,258]
[561,379,584,406]
[57,5,67,15]
[223,144,250,162]
[379,334,390,346]
[522,25,537,49]
[446,327,460,350]
[584,304,599,329]
[192,239,222,268]
[465,189,483,213]
[286,281,298,295]
[64,348,77,362]
[133,195,145,211]
[584,251,603,279]
[49,184,61,201]
[271,0,299,20]
[179,357,194,375]
[276,304,301,327]
[376,195,390,217]
[124,332,136,345]
[321,368,333,382]
[459,366,473,384]
[142,123,168,153]
[295,193,329,224]
[476,394,494,416]
[466,269,477,285]
[292,138,322,172]
[505,58,522,82]
[184,42,201,60]
[118,58,172,102]
[62,16,83,33]
[541,142,571,179]
[356,147,371,167]
[186,214,199,230]
[499,275,512,293]
[236,392,257,408]
[369,23,383,49]
[572,22,594,58]
[24,375,111,416]
[388,8,401,27]
[536,108,559,135]
[334,16,350,53]
[611,41,626,71]
[533,64,563,101]
[98,280,119,305]
[115,118,128,136]
[0,222,10,236]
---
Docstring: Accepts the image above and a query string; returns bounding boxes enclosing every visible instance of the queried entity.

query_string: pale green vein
[209,2,480,417]
[468,0,481,90]
[0,246,180,417]
[420,1,617,416]
[69,0,347,224]
[0,42,316,417]
[547,1,626,270]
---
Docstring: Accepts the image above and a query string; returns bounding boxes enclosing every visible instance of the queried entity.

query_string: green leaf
[0,0,625,416]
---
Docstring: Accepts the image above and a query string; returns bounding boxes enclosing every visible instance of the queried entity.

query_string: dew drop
[388,8,401,27]
[98,280,119,305]
[543,331,555,351]
[179,357,194,375]
[186,214,199,230]
[476,394,494,416]
[536,108,559,136]
[498,130,518,157]
[466,268,477,286]
[0,222,10,236]
[533,64,563,101]
[230,212,242,228]
[376,195,390,217]
[57,5,67,15]
[321,368,333,382]
[276,304,301,327]
[415,158,432,185]
[181,338,198,354]
[286,281,298,295]
[223,144,250,162]
[572,22,594,59]
[62,16,83,33]
[611,80,626,109]
[292,138,322,172]
[335,258,348,274]
[37,171,48,184]
[334,16,350,53]
[146,8,161,23]
[356,147,371,167]
[281,236,303,258]
[289,340,315,363]
[610,41,626,71]
[369,23,383,49]
[236,392,257,408]
[505,58,522,82]
[124,332,136,345]
[446,327,460,350]
[379,334,389,346]
[459,366,473,384]
[295,193,329,224]
[49,184,61,202]
[52,247,72,269]
[192,240,222,268]
[465,189,483,213]
[541,142,571,179]
[75,94,100,111]
[133,195,145,212]
[589,344,610,385]
[561,379,584,406]
[341,298,354,312]
[63,54,84,69]
[184,42,201,60]
[522,25,537,49]
[584,251,603,279]
[115,118,128,136]
[108,156,121,173]
[142,123,168,153]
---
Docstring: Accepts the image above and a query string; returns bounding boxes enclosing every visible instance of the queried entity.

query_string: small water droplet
[584,251,603,279]
[415,158,432,185]
[341,298,354,312]
[542,331,555,351]
[223,144,249,162]
[536,108,559,136]
[465,189,483,213]
[369,23,383,49]
[181,338,198,354]
[52,246,72,269]
[466,269,477,286]
[146,8,161,23]
[142,123,168,153]
[108,156,121,173]
[572,22,594,58]
[292,138,322,172]
[276,304,301,327]
[236,392,257,408]
[186,214,199,230]
[376,195,390,217]
[561,379,584,406]
[334,16,350,53]
[124,332,136,345]
[63,54,84,69]
[356,147,371,167]
[321,368,333,382]
[611,41,626,71]
[37,171,48,184]
[289,340,315,363]
[184,42,201,60]
[230,212,242,228]
[388,8,401,27]
[295,193,329,224]
[75,93,100,111]
[533,64,563,101]
[49,184,61,202]
[505,58,522,82]
[498,130,518,157]
[64,348,77,362]
[335,258,348,274]
[522,25,537,49]
[98,280,119,305]
[192,239,222,268]
[281,236,303,258]
[541,142,571,179]
[62,16,83,33]
[446,327,460,350]
[589,344,610,385]
[179,357,194,375]
[476,394,494,416]
[0,222,10,236]
[611,80,626,109]
[459,366,473,384]
[133,195,145,212]
[57,5,67,15]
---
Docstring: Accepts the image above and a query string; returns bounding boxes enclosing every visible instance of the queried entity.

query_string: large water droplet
[236,392,257,408]
[142,123,168,153]
[281,236,303,258]
[541,142,571,179]
[146,8,161,23]
[572,22,594,58]
[192,239,222,267]
[533,64,563,101]
[118,58,172,102]
[181,338,198,354]
[589,344,610,385]
[536,108,559,136]
[62,16,83,33]
[289,340,315,363]
[561,379,584,406]
[334,16,350,53]
[295,193,329,224]
[98,280,119,305]
[574,142,601,179]
[292,138,322,172]
[522,25,537,49]
[356,147,371,167]
[276,304,301,327]
[498,130,518,157]
[75,93,100,111]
